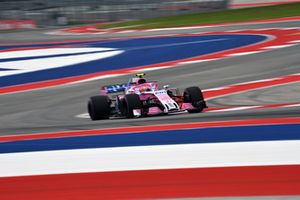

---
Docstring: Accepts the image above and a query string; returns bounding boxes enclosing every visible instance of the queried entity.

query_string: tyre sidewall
[88,95,111,120]
[184,86,206,113]
[123,94,142,118]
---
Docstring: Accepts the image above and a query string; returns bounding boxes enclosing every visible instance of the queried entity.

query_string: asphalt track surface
[0,21,300,135]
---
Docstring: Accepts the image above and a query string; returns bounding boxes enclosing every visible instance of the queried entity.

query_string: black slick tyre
[88,95,111,120]
[184,86,207,113]
[123,94,142,118]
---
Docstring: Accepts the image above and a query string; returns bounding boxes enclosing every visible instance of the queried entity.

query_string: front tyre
[184,86,207,113]
[122,94,142,118]
[88,95,111,120]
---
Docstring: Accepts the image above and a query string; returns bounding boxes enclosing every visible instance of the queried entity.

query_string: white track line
[0,48,124,77]
[263,44,297,49]
[66,74,126,85]
[227,51,264,56]
[132,66,172,72]
[179,59,218,65]
[207,106,259,112]
[1,140,300,177]
[284,103,300,108]
[0,47,115,59]
[289,40,300,43]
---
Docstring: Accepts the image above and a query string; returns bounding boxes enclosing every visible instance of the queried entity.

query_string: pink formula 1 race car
[88,73,207,120]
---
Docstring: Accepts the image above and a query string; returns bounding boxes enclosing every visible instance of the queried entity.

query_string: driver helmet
[138,78,146,84]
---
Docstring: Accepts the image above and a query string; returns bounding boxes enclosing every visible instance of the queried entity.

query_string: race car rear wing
[101,83,127,95]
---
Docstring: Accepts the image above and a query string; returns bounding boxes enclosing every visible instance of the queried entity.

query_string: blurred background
[0,0,229,27]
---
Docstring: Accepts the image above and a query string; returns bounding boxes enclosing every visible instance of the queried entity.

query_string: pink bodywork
[134,82,165,115]
[133,107,164,116]
[181,103,195,110]
[129,81,197,114]
[127,81,168,115]
[102,79,200,116]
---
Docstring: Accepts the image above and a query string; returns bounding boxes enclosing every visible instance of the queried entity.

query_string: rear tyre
[88,95,111,120]
[184,86,207,113]
[122,94,142,118]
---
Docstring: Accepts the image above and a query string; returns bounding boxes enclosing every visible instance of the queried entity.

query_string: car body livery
[88,73,207,120]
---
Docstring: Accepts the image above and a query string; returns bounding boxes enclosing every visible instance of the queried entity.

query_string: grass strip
[99,2,300,29]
